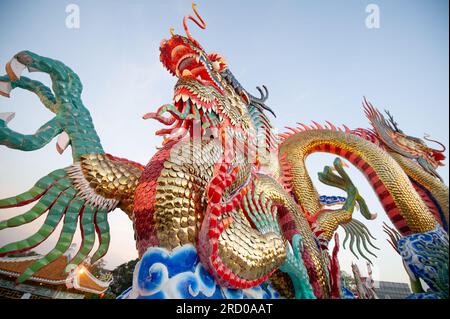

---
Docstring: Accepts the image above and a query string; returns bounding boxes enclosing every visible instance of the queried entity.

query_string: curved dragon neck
[279,128,437,235]
[388,151,449,230]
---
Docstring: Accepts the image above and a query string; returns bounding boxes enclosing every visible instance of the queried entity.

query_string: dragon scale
[388,151,449,229]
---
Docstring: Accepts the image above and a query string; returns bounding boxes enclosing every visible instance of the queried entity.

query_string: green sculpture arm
[315,158,379,263]
[0,115,62,151]
[0,75,57,111]
[279,234,317,299]
[0,51,109,283]
[0,74,62,151]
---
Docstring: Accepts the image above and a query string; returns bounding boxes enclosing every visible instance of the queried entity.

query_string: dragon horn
[256,85,269,102]
[255,103,276,118]
[424,134,446,153]
[384,109,403,133]
[183,3,206,47]
[249,86,276,118]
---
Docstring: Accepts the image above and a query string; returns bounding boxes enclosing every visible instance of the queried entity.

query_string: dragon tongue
[0,81,12,98]
[5,57,26,81]
[182,69,193,77]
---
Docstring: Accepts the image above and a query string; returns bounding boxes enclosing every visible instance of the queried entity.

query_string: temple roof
[0,254,111,295]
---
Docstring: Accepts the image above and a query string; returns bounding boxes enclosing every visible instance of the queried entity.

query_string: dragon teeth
[174,94,182,103]
[182,94,189,102]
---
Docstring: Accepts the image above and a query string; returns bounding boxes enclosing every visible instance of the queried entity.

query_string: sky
[0,0,448,285]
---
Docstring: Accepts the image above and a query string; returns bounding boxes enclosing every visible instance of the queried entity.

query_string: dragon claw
[56,131,71,154]
[6,57,26,81]
[0,80,12,97]
[0,112,15,124]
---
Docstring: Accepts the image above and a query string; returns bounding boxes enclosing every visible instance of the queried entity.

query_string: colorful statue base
[117,245,280,299]
[399,225,449,299]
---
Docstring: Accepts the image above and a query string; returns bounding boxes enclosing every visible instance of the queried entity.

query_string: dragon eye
[211,61,220,71]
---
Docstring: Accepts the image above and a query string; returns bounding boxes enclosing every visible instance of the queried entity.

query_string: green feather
[0,177,73,230]
[0,186,76,255]
[17,196,84,283]
[0,169,66,208]
[66,205,97,271]
[91,209,110,264]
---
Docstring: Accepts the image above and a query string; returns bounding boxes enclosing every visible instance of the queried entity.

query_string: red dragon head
[159,32,227,91]
[145,3,277,159]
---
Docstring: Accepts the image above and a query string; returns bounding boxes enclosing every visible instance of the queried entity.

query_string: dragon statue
[0,4,448,299]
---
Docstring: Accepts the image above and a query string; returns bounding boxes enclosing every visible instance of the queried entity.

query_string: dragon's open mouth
[176,54,222,90]
[144,80,253,155]
[160,35,223,91]
[143,80,223,145]
[156,31,253,148]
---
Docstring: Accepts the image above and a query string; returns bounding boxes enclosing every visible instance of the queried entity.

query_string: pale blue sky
[0,0,448,284]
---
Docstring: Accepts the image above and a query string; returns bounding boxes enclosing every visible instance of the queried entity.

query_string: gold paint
[79,154,142,217]
[389,151,449,226]
[253,173,330,297]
